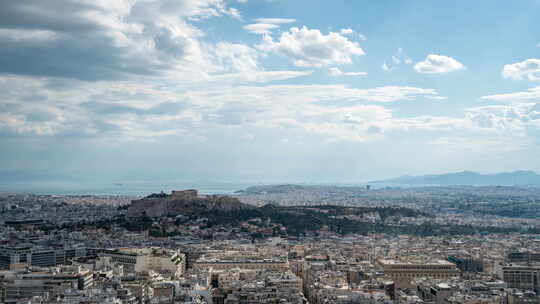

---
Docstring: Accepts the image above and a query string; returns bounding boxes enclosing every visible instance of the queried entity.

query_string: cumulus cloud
[211,42,311,83]
[0,0,240,80]
[258,26,365,67]
[414,54,465,74]
[464,103,540,140]
[328,67,367,77]
[0,2,447,144]
[1,0,532,149]
[502,59,540,81]
[0,0,313,86]
[214,42,260,73]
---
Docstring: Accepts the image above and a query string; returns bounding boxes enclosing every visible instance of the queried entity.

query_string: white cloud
[382,48,412,71]
[196,84,440,105]
[0,74,444,142]
[258,26,365,67]
[243,23,279,35]
[5,0,534,149]
[392,116,468,132]
[149,0,240,20]
[244,18,296,35]
[338,28,366,40]
[196,85,422,141]
[6,71,537,146]
[212,70,311,83]
[213,42,260,73]
[226,7,242,20]
[414,54,465,74]
[482,87,540,102]
[211,42,311,83]
[254,18,296,24]
[329,67,367,77]
[0,0,246,80]
[0,1,317,87]
[340,28,354,35]
[424,95,447,100]
[502,58,540,81]
[0,29,60,41]
[464,103,540,134]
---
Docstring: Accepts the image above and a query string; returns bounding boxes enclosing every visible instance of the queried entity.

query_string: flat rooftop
[378,258,454,265]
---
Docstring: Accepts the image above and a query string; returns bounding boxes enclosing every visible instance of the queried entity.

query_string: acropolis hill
[126,189,251,218]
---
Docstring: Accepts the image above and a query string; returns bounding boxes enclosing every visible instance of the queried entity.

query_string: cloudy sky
[1,0,540,183]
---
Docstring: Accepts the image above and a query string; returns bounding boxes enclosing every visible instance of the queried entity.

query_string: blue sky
[1,0,540,183]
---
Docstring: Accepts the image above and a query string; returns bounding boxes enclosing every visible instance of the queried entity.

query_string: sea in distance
[0,180,419,196]
[0,181,253,196]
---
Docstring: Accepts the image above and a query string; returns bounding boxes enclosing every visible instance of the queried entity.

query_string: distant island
[370,170,540,186]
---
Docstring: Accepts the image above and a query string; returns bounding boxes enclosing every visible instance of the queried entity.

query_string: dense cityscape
[1,186,540,303]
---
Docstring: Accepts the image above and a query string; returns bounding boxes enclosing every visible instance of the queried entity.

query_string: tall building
[99,247,186,276]
[0,245,94,270]
[377,258,460,281]
[503,264,540,293]
[1,265,93,301]
[448,255,484,272]
[508,252,540,264]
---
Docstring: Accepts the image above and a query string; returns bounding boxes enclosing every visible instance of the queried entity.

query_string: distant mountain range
[371,170,540,186]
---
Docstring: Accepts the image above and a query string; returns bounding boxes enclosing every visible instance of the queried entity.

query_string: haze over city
[1,1,540,184]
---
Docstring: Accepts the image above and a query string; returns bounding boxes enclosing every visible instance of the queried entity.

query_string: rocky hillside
[127,189,252,218]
